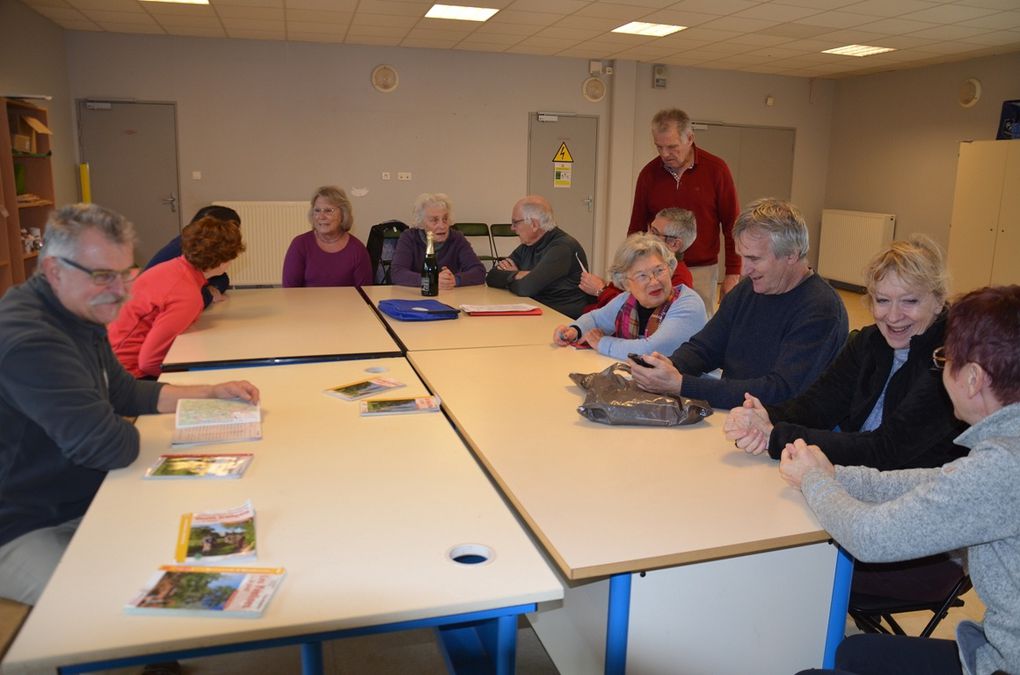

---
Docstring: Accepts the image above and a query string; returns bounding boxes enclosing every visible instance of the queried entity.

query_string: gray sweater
[801,402,1020,675]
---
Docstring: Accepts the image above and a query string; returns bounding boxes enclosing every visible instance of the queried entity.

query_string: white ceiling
[21,0,1020,78]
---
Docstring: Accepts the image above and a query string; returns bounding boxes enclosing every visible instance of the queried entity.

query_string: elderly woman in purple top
[389,193,485,290]
[282,185,372,288]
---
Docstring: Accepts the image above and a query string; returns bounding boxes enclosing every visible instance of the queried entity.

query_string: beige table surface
[163,287,400,370]
[361,284,573,351]
[409,345,828,581]
[2,359,562,675]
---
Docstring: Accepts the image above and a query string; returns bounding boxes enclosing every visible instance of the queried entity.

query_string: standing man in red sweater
[629,108,741,316]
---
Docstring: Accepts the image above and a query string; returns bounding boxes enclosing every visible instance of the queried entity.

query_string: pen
[575,252,588,274]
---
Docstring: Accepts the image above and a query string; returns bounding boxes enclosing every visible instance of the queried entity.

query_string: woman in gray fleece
[785,285,1020,675]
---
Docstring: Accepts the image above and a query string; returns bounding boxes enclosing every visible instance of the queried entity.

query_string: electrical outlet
[381,172,391,180]
[398,172,412,181]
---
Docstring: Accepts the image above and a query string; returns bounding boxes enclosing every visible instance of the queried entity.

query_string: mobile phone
[628,353,652,368]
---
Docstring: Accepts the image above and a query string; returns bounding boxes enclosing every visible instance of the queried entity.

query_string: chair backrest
[452,222,495,263]
[849,566,972,639]
[367,220,408,285]
[489,223,517,260]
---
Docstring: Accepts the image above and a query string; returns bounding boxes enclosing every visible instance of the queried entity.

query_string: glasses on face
[648,227,681,247]
[628,265,670,285]
[313,207,338,216]
[932,346,949,370]
[59,257,140,286]
[510,218,529,230]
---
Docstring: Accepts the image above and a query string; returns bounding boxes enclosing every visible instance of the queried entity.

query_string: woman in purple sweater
[390,193,485,289]
[282,186,372,287]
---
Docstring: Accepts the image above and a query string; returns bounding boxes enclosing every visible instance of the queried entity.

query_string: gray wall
[825,52,1020,250]
[0,0,76,206]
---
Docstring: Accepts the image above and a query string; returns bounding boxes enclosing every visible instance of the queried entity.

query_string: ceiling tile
[814,27,888,41]
[554,15,623,30]
[795,10,873,27]
[98,20,165,32]
[963,29,1020,45]
[734,3,824,22]
[489,9,564,24]
[286,0,357,9]
[957,0,1020,8]
[221,17,282,29]
[401,37,461,47]
[742,44,811,57]
[536,25,604,39]
[285,9,352,22]
[506,0,589,12]
[405,26,477,38]
[215,6,285,19]
[726,32,793,44]
[556,43,618,57]
[143,3,217,16]
[672,26,745,41]
[353,12,417,27]
[451,42,510,52]
[56,18,103,29]
[760,22,833,37]
[67,0,139,11]
[154,16,223,28]
[287,19,348,32]
[289,31,347,41]
[774,0,859,11]
[901,4,1001,23]
[343,35,402,44]
[31,5,90,20]
[20,0,74,9]
[574,2,645,19]
[638,9,720,26]
[504,42,561,53]
[473,21,538,34]
[840,0,934,18]
[356,0,428,16]
[962,9,1020,29]
[218,0,283,6]
[701,16,783,32]
[165,25,228,36]
[853,17,939,34]
[907,24,989,39]
[667,0,761,15]
[229,28,285,38]
[83,9,158,23]
[871,34,937,48]
[346,25,407,36]
[457,32,521,44]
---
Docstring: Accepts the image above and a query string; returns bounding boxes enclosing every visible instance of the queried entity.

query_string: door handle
[583,196,593,213]
[161,193,178,213]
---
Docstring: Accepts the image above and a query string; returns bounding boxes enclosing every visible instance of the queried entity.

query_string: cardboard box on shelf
[13,116,51,154]
[11,134,31,153]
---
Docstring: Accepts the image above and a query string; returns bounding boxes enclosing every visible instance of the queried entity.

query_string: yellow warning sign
[553,142,574,163]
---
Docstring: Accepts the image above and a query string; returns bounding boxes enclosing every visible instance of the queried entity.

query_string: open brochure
[175,501,256,565]
[458,303,542,316]
[145,453,253,479]
[324,376,405,401]
[172,399,262,446]
[359,395,442,416]
[125,565,284,618]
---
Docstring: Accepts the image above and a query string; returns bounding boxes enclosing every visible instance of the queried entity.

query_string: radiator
[214,201,308,286]
[817,209,895,289]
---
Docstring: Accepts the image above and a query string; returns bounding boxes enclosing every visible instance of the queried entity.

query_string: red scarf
[613,287,677,339]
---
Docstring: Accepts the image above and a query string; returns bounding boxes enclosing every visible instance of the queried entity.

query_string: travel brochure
[125,565,285,618]
[458,303,542,316]
[172,398,262,446]
[324,376,405,401]
[359,395,442,416]
[175,501,257,565]
[145,453,253,479]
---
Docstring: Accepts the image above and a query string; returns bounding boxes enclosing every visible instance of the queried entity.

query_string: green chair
[452,222,496,267]
[489,223,517,261]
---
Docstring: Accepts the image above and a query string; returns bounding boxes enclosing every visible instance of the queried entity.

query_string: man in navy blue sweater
[629,198,848,409]
[146,205,240,307]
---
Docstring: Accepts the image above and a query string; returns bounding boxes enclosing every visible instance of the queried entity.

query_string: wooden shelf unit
[0,97,56,295]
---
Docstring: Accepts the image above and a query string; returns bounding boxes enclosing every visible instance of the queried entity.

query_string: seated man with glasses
[629,198,848,409]
[579,207,697,312]
[553,233,705,360]
[0,204,259,606]
[485,194,593,319]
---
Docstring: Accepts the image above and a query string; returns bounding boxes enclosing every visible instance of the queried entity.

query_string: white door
[527,114,598,262]
[77,100,181,265]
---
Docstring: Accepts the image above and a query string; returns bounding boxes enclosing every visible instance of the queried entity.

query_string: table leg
[301,641,324,675]
[604,573,631,675]
[822,546,854,668]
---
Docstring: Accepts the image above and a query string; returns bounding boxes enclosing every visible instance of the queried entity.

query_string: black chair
[849,572,972,638]
[452,222,495,267]
[489,223,516,262]
[366,220,408,285]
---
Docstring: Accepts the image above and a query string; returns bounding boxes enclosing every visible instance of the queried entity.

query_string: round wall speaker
[958,78,981,108]
[371,64,399,93]
[582,76,606,103]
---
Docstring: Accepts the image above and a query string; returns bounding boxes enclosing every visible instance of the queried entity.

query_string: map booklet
[172,398,262,446]
[324,376,404,401]
[175,501,257,565]
[125,565,285,618]
[458,303,542,316]
[145,453,253,479]
[359,395,442,416]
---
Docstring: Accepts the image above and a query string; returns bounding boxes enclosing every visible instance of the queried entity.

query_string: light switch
[381,172,391,180]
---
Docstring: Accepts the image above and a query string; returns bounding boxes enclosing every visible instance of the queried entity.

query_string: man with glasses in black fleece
[0,203,258,606]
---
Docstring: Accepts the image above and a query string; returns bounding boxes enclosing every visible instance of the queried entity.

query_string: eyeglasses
[510,218,529,230]
[648,227,681,247]
[932,346,949,370]
[627,265,671,285]
[313,207,338,216]
[58,257,140,286]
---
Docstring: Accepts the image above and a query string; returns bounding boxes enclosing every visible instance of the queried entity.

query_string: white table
[360,285,572,352]
[2,359,562,674]
[163,287,401,371]
[409,345,849,675]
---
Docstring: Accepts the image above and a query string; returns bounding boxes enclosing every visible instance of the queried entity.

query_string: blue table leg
[605,573,631,675]
[301,641,324,675]
[822,546,854,668]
